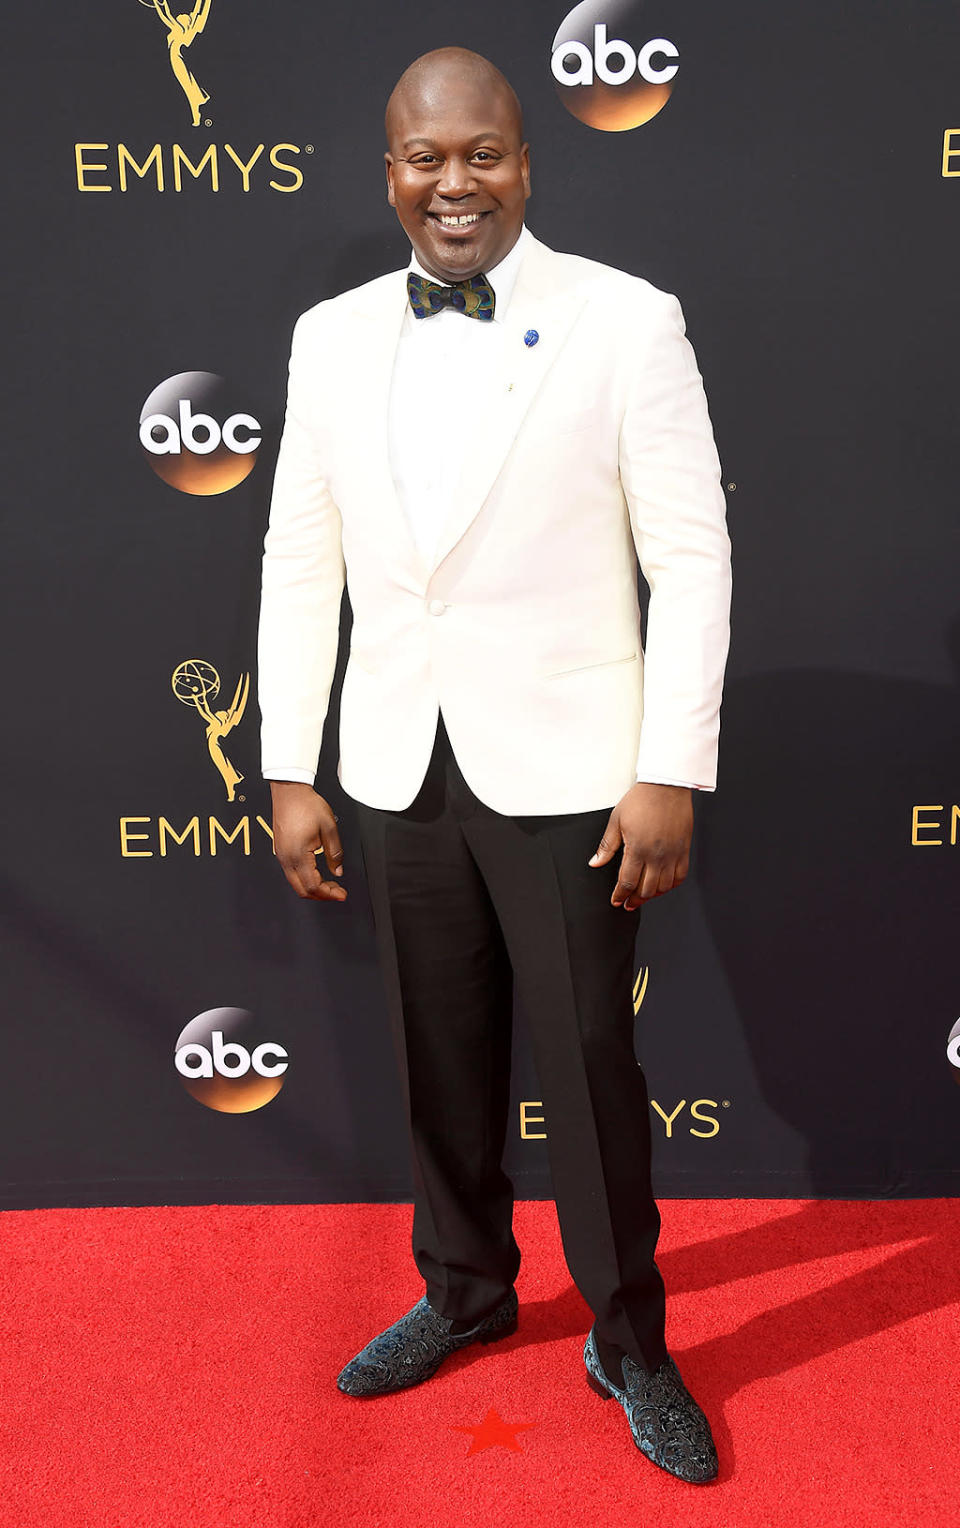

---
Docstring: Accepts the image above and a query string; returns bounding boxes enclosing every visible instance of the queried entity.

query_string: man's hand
[270,780,346,902]
[588,783,694,911]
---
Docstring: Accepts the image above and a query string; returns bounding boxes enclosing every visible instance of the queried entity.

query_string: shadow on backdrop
[695,629,960,1195]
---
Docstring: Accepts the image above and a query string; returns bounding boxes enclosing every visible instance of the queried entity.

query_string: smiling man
[258,47,731,1486]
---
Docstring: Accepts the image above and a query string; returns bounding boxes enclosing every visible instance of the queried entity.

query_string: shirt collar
[406,225,529,322]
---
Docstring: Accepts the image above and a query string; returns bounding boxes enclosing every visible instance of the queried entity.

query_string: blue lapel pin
[523,329,539,348]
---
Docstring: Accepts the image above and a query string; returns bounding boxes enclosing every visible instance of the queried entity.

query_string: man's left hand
[588,783,694,910]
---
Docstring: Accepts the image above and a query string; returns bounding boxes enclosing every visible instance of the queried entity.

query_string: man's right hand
[269,781,347,902]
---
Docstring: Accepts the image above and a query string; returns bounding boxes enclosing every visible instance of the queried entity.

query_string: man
[258,47,731,1486]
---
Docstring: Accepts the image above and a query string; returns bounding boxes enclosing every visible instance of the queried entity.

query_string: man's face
[385,79,530,284]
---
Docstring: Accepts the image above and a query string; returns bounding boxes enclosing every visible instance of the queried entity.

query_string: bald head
[385,47,523,149]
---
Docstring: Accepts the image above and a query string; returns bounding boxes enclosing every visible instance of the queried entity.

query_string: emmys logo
[118,653,268,857]
[551,0,679,131]
[72,0,310,193]
[139,372,261,495]
[139,0,213,128]
[116,650,272,862]
[521,1097,725,1139]
[521,963,727,1140]
[911,804,960,846]
[948,1019,960,1082]
[172,658,248,801]
[175,1008,288,1113]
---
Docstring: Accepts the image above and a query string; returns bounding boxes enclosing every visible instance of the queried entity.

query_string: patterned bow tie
[406,271,495,322]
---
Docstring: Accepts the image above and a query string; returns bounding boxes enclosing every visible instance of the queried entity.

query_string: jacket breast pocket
[541,649,638,680]
[522,407,603,443]
[553,410,601,436]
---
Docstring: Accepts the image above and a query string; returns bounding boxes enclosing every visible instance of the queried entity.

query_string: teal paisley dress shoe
[337,1290,518,1397]
[583,1327,719,1484]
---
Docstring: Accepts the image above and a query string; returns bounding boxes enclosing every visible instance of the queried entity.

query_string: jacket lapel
[427,235,589,576]
[340,234,588,587]
[341,272,432,586]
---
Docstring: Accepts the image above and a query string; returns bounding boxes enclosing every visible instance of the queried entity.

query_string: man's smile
[428,210,492,232]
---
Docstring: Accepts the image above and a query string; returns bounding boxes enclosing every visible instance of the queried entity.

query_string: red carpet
[0,1198,957,1527]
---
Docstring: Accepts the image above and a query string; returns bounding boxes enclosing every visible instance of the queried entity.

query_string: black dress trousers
[354,709,668,1373]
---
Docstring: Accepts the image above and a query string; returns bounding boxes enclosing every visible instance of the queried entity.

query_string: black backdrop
[2,1,958,1209]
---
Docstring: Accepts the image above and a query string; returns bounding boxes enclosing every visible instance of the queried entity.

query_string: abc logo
[948,1018,960,1083]
[175,1007,288,1113]
[139,372,262,496]
[551,0,679,132]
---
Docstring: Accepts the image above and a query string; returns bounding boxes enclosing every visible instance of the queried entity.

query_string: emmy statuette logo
[551,0,679,131]
[73,0,310,193]
[175,1008,288,1112]
[172,658,249,802]
[139,372,261,495]
[139,0,214,127]
[116,655,270,859]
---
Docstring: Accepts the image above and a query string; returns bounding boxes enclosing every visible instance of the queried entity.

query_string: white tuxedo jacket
[258,232,732,814]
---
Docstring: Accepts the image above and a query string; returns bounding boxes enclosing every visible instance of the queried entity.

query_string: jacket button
[427,598,447,616]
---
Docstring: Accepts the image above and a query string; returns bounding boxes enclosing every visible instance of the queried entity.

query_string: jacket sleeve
[257,311,346,781]
[618,291,732,790]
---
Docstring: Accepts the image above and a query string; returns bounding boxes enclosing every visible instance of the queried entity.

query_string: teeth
[437,213,482,226]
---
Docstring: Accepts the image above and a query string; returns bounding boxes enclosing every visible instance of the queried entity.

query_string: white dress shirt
[388,228,528,570]
[265,224,704,792]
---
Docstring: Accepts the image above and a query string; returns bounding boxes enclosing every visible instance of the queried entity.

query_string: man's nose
[436,157,477,198]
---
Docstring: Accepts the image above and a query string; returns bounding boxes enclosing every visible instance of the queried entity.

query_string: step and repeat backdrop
[2,2,958,1208]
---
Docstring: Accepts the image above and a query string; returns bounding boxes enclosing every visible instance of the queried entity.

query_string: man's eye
[473,152,499,163]
[410,156,439,167]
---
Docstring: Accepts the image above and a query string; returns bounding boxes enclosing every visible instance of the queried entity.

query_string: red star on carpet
[452,1407,536,1456]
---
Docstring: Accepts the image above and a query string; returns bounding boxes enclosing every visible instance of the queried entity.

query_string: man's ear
[384,152,396,207]
[520,143,531,201]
